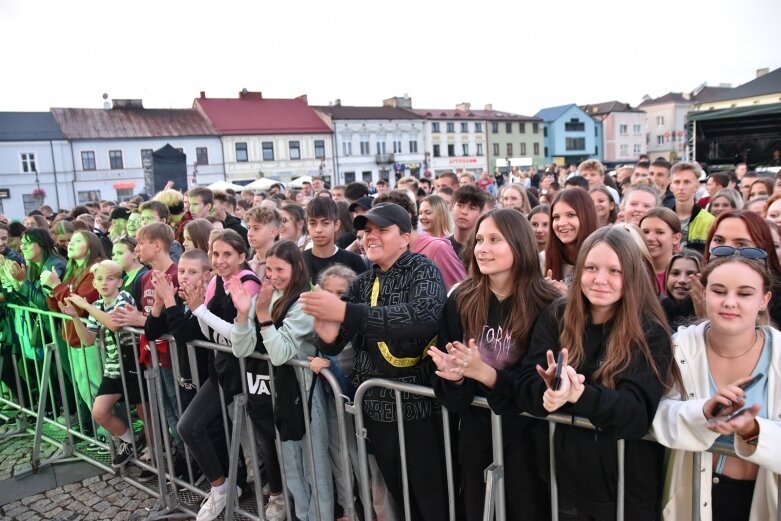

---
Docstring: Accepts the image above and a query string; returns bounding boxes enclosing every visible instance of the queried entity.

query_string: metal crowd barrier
[0,304,778,521]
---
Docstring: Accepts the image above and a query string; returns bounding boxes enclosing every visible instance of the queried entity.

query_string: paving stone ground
[0,473,158,521]
[0,418,162,520]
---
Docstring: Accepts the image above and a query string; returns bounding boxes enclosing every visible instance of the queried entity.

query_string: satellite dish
[102,93,108,100]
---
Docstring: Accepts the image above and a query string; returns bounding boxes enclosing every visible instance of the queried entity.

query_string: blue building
[535,104,602,165]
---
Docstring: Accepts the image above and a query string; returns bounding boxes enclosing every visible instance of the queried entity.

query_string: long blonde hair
[420,194,453,237]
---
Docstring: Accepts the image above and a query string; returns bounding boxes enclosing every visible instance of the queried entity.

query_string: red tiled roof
[51,107,218,139]
[194,92,333,135]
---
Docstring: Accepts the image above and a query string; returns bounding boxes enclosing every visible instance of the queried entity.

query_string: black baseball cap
[110,207,130,221]
[353,203,412,234]
[348,196,373,213]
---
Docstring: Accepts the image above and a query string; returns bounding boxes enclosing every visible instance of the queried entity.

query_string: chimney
[757,67,769,78]
[484,103,493,111]
[455,102,471,112]
[200,91,206,99]
[296,94,308,104]
[112,99,144,109]
[334,98,341,107]
[238,90,263,100]
[383,96,412,109]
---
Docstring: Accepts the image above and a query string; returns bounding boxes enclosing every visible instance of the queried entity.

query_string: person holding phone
[652,248,781,521]
[449,226,681,520]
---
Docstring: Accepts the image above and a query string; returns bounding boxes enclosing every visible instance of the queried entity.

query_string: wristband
[258,320,273,328]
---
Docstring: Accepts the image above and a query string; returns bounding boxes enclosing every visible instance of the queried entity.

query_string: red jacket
[46,270,100,348]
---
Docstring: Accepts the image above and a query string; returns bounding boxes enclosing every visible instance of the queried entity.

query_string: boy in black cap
[300,202,448,521]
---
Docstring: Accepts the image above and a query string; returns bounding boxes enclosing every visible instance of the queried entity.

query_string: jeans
[177,378,230,482]
[160,367,184,455]
[280,382,333,521]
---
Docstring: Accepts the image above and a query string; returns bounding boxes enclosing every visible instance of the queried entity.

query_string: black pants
[713,472,755,521]
[366,415,448,521]
[248,402,283,493]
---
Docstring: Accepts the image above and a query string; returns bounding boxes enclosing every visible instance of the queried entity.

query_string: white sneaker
[265,494,286,521]
[196,487,228,521]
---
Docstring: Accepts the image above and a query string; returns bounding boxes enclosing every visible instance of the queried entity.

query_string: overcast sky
[2,0,779,117]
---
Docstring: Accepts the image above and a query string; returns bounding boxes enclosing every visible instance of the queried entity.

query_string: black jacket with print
[318,250,445,422]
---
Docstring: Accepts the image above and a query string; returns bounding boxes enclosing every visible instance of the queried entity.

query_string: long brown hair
[63,230,106,285]
[265,240,310,322]
[456,209,560,352]
[562,227,679,390]
[545,188,599,280]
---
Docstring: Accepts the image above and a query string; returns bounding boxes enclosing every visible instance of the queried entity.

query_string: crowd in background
[0,156,779,521]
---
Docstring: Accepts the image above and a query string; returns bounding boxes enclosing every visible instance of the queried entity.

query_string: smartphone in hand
[552,351,565,391]
[711,373,764,417]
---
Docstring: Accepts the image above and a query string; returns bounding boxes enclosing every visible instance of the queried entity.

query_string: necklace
[706,327,759,359]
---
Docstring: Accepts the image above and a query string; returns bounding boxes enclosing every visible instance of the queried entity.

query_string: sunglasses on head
[710,245,768,260]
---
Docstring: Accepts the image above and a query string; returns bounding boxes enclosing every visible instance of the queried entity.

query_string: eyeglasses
[710,246,768,260]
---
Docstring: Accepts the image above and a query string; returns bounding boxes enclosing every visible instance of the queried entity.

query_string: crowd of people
[0,157,778,521]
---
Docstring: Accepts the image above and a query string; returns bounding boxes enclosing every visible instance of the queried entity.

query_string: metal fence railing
[0,304,777,520]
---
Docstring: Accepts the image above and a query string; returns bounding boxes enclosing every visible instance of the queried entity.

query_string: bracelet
[258,320,273,328]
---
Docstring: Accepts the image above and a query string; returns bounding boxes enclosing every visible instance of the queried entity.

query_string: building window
[619,124,628,135]
[196,147,209,165]
[77,190,102,204]
[544,146,548,157]
[362,171,372,183]
[460,122,469,133]
[20,153,37,173]
[565,119,585,132]
[657,135,664,145]
[656,116,665,126]
[544,127,548,137]
[360,140,370,155]
[344,171,355,183]
[446,122,455,133]
[116,188,134,202]
[505,122,513,133]
[433,145,441,157]
[492,143,500,155]
[432,122,440,133]
[520,143,527,155]
[314,140,326,159]
[109,150,123,169]
[81,151,96,170]
[633,144,642,155]
[342,141,352,156]
[476,143,483,156]
[409,140,418,153]
[491,122,499,134]
[475,122,482,133]
[633,124,642,135]
[519,122,525,134]
[447,144,455,157]
[620,144,629,156]
[393,140,402,153]
[236,142,249,162]
[533,143,540,155]
[506,143,513,156]
[462,144,469,156]
[532,123,539,134]
[565,137,586,151]
[376,142,386,154]
[289,141,301,160]
[262,142,274,161]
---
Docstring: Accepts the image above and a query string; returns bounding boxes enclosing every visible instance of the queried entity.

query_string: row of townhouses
[2,67,779,218]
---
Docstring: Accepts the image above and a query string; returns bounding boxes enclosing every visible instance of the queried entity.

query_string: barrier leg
[14,342,80,478]
[0,351,31,440]
[490,412,505,521]
[395,390,411,521]
[223,395,246,521]
[691,451,702,521]
[441,408,456,521]
[481,463,501,521]
[616,439,625,521]
[549,422,558,521]
[350,401,375,521]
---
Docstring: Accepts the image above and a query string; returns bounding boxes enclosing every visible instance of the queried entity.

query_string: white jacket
[651,321,781,521]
